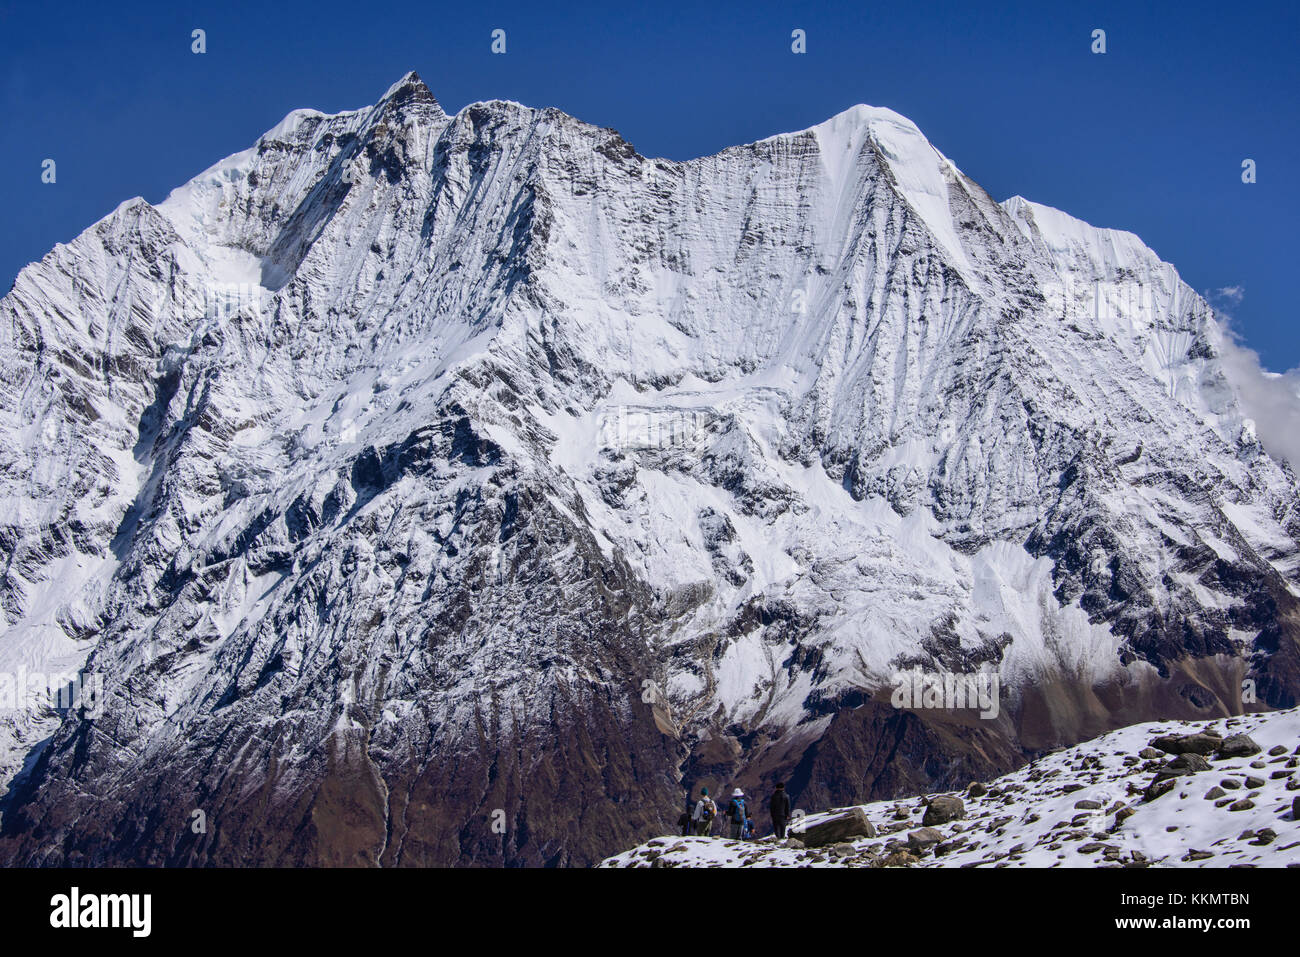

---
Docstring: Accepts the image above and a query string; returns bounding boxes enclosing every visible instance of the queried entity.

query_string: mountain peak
[377,70,444,117]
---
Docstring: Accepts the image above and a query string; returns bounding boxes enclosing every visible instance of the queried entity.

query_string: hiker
[677,810,691,836]
[768,781,791,839]
[726,788,748,839]
[692,787,717,835]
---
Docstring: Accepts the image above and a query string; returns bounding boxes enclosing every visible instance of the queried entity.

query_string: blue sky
[2,0,1296,367]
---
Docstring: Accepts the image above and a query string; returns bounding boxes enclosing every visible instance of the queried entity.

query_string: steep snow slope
[0,73,1297,866]
[603,706,1300,868]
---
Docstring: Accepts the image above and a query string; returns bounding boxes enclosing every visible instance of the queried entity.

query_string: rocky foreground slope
[604,707,1300,867]
[0,72,1298,866]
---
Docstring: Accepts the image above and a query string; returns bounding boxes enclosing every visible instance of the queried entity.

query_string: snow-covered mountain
[602,707,1300,868]
[1,72,1297,866]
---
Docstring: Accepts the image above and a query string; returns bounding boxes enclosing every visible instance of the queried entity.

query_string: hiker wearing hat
[691,787,718,835]
[726,787,748,839]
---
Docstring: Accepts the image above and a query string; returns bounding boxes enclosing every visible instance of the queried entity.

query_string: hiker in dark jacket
[769,782,792,838]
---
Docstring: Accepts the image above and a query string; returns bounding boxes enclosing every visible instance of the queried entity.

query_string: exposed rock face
[2,72,1299,866]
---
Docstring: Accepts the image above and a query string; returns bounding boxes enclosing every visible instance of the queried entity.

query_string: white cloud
[1215,322,1300,469]
[1213,285,1245,303]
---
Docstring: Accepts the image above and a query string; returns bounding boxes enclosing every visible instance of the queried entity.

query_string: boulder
[1215,734,1262,759]
[922,795,967,826]
[1156,753,1211,778]
[1150,733,1220,756]
[880,850,919,867]
[800,807,877,848]
[1144,778,1177,802]
[906,827,944,854]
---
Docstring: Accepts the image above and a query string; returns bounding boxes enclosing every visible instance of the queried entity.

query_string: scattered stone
[1074,799,1103,810]
[1251,828,1277,846]
[1268,745,1287,756]
[967,782,988,798]
[1245,776,1266,789]
[1139,747,1163,759]
[1078,842,1113,854]
[1183,849,1214,861]
[1220,778,1242,790]
[1204,786,1226,800]
[1228,799,1255,812]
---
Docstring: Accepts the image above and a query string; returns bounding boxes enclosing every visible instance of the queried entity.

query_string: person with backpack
[691,787,717,835]
[727,788,748,839]
[768,782,792,839]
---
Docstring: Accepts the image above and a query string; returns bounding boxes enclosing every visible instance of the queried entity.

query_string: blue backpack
[731,798,746,822]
